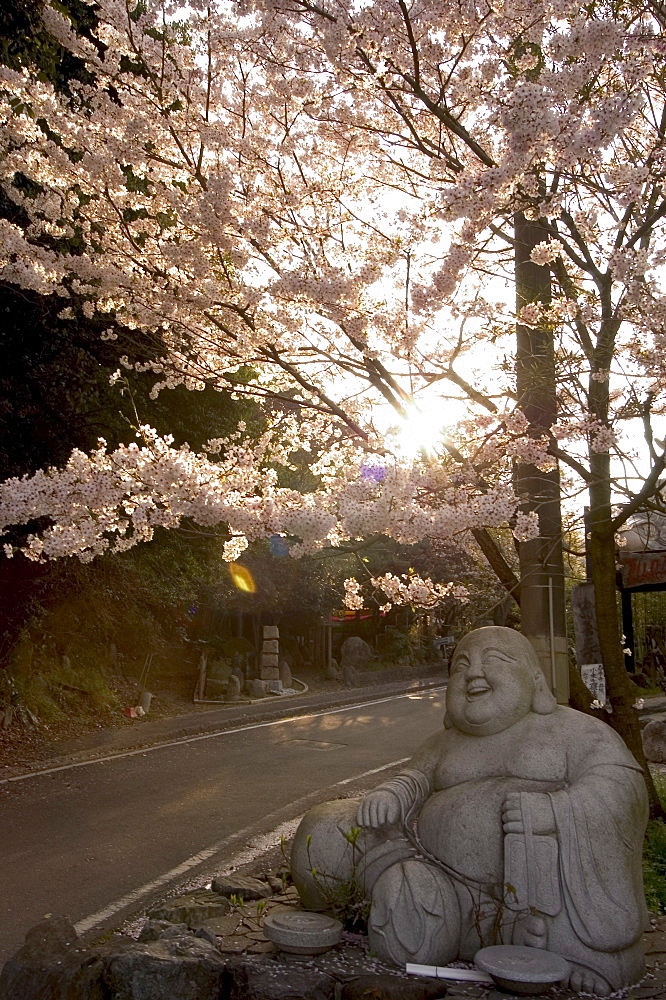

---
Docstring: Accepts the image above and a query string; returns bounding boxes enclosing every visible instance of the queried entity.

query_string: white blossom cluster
[0,420,541,564]
[0,0,663,598]
[341,573,469,612]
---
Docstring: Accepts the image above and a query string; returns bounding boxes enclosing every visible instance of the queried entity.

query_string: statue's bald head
[454,627,543,673]
[446,626,556,735]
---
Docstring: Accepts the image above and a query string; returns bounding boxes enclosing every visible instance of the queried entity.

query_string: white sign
[581,663,606,706]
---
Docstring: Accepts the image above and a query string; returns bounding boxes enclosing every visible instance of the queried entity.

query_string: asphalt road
[0,687,446,964]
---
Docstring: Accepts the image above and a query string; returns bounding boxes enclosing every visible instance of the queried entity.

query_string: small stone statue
[225,674,241,702]
[279,660,292,690]
[291,627,648,996]
[339,636,371,686]
[231,652,246,683]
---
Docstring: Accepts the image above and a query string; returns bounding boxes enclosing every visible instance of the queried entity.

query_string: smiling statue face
[446,628,538,736]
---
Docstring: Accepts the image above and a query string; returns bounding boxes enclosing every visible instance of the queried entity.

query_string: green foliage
[375,626,416,663]
[305,826,370,933]
[0,0,97,96]
[644,772,666,913]
[0,525,231,714]
[7,637,120,723]
[644,818,666,914]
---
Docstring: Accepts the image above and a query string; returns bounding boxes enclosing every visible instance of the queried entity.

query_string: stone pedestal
[260,626,283,693]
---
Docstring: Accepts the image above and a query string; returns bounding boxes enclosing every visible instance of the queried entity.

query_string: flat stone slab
[148,890,230,926]
[474,945,570,994]
[263,911,343,955]
[211,875,273,900]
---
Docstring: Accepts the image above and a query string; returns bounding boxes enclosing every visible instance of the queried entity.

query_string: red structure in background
[619,550,666,590]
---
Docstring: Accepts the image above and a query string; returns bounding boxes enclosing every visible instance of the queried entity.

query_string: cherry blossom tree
[2,0,666,801]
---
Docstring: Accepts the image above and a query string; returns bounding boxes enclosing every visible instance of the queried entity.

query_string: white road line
[337,758,409,784]
[73,756,410,936]
[0,688,445,786]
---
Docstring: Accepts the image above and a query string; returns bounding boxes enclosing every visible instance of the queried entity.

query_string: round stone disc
[263,911,343,953]
[475,945,570,985]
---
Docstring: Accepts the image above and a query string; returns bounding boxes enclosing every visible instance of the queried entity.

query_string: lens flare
[229,563,256,593]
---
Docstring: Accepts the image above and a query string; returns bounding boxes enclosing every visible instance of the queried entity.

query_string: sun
[392,404,448,459]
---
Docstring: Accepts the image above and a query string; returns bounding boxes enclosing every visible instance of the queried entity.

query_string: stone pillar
[260,625,282,694]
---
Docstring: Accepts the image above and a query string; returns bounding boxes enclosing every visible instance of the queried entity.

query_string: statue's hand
[357,788,402,828]
[502,791,556,836]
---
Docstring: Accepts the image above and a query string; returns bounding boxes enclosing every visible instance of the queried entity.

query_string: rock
[643,719,666,762]
[138,919,190,942]
[263,626,280,639]
[226,955,334,1000]
[267,680,283,694]
[194,926,220,948]
[340,973,448,1000]
[342,662,358,686]
[263,640,280,655]
[138,690,152,714]
[0,916,107,1000]
[211,875,273,900]
[279,660,292,688]
[324,659,341,681]
[249,679,268,698]
[226,675,241,702]
[148,890,231,926]
[262,666,280,680]
[208,659,232,682]
[340,637,371,687]
[262,654,279,669]
[205,677,226,698]
[102,935,226,1000]
[340,637,371,667]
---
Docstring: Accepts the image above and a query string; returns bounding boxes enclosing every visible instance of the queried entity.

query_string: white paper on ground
[406,963,494,983]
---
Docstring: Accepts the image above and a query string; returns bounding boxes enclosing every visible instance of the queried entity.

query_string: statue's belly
[417,777,562,886]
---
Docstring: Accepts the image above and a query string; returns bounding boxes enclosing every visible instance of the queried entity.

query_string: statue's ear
[532,673,557,714]
[443,711,454,728]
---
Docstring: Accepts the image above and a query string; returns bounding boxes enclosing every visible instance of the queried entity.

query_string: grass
[7,636,120,723]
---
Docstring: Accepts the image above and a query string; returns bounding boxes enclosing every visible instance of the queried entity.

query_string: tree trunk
[588,456,664,818]
[514,213,569,702]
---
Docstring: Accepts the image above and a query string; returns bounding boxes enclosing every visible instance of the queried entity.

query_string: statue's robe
[361,707,648,990]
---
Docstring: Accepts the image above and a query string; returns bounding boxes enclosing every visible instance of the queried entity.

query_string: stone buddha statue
[291,627,649,996]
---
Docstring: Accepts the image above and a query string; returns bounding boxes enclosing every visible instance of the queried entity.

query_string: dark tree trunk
[588,456,664,817]
[514,213,569,702]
